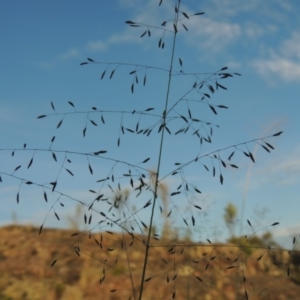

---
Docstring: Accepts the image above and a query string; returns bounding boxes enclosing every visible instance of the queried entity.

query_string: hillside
[0,225,300,300]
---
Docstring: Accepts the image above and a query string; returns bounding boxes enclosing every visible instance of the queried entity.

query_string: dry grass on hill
[0,225,300,300]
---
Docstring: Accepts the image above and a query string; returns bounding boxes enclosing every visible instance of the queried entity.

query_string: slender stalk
[138,1,180,299]
[123,230,138,300]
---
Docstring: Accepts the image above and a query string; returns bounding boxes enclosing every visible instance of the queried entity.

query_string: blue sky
[1,0,300,248]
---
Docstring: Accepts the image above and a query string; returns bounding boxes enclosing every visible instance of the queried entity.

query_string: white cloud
[226,60,241,69]
[252,31,300,83]
[281,32,300,60]
[59,48,80,60]
[37,48,80,71]
[118,0,144,8]
[253,57,300,83]
[267,158,300,186]
[244,22,266,38]
[84,1,242,56]
[108,31,141,44]
[38,48,80,70]
[209,0,294,21]
[86,40,108,52]
[85,1,163,52]
[187,17,241,52]
[209,0,259,16]
[274,0,294,12]
[84,31,142,54]
[256,144,300,187]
